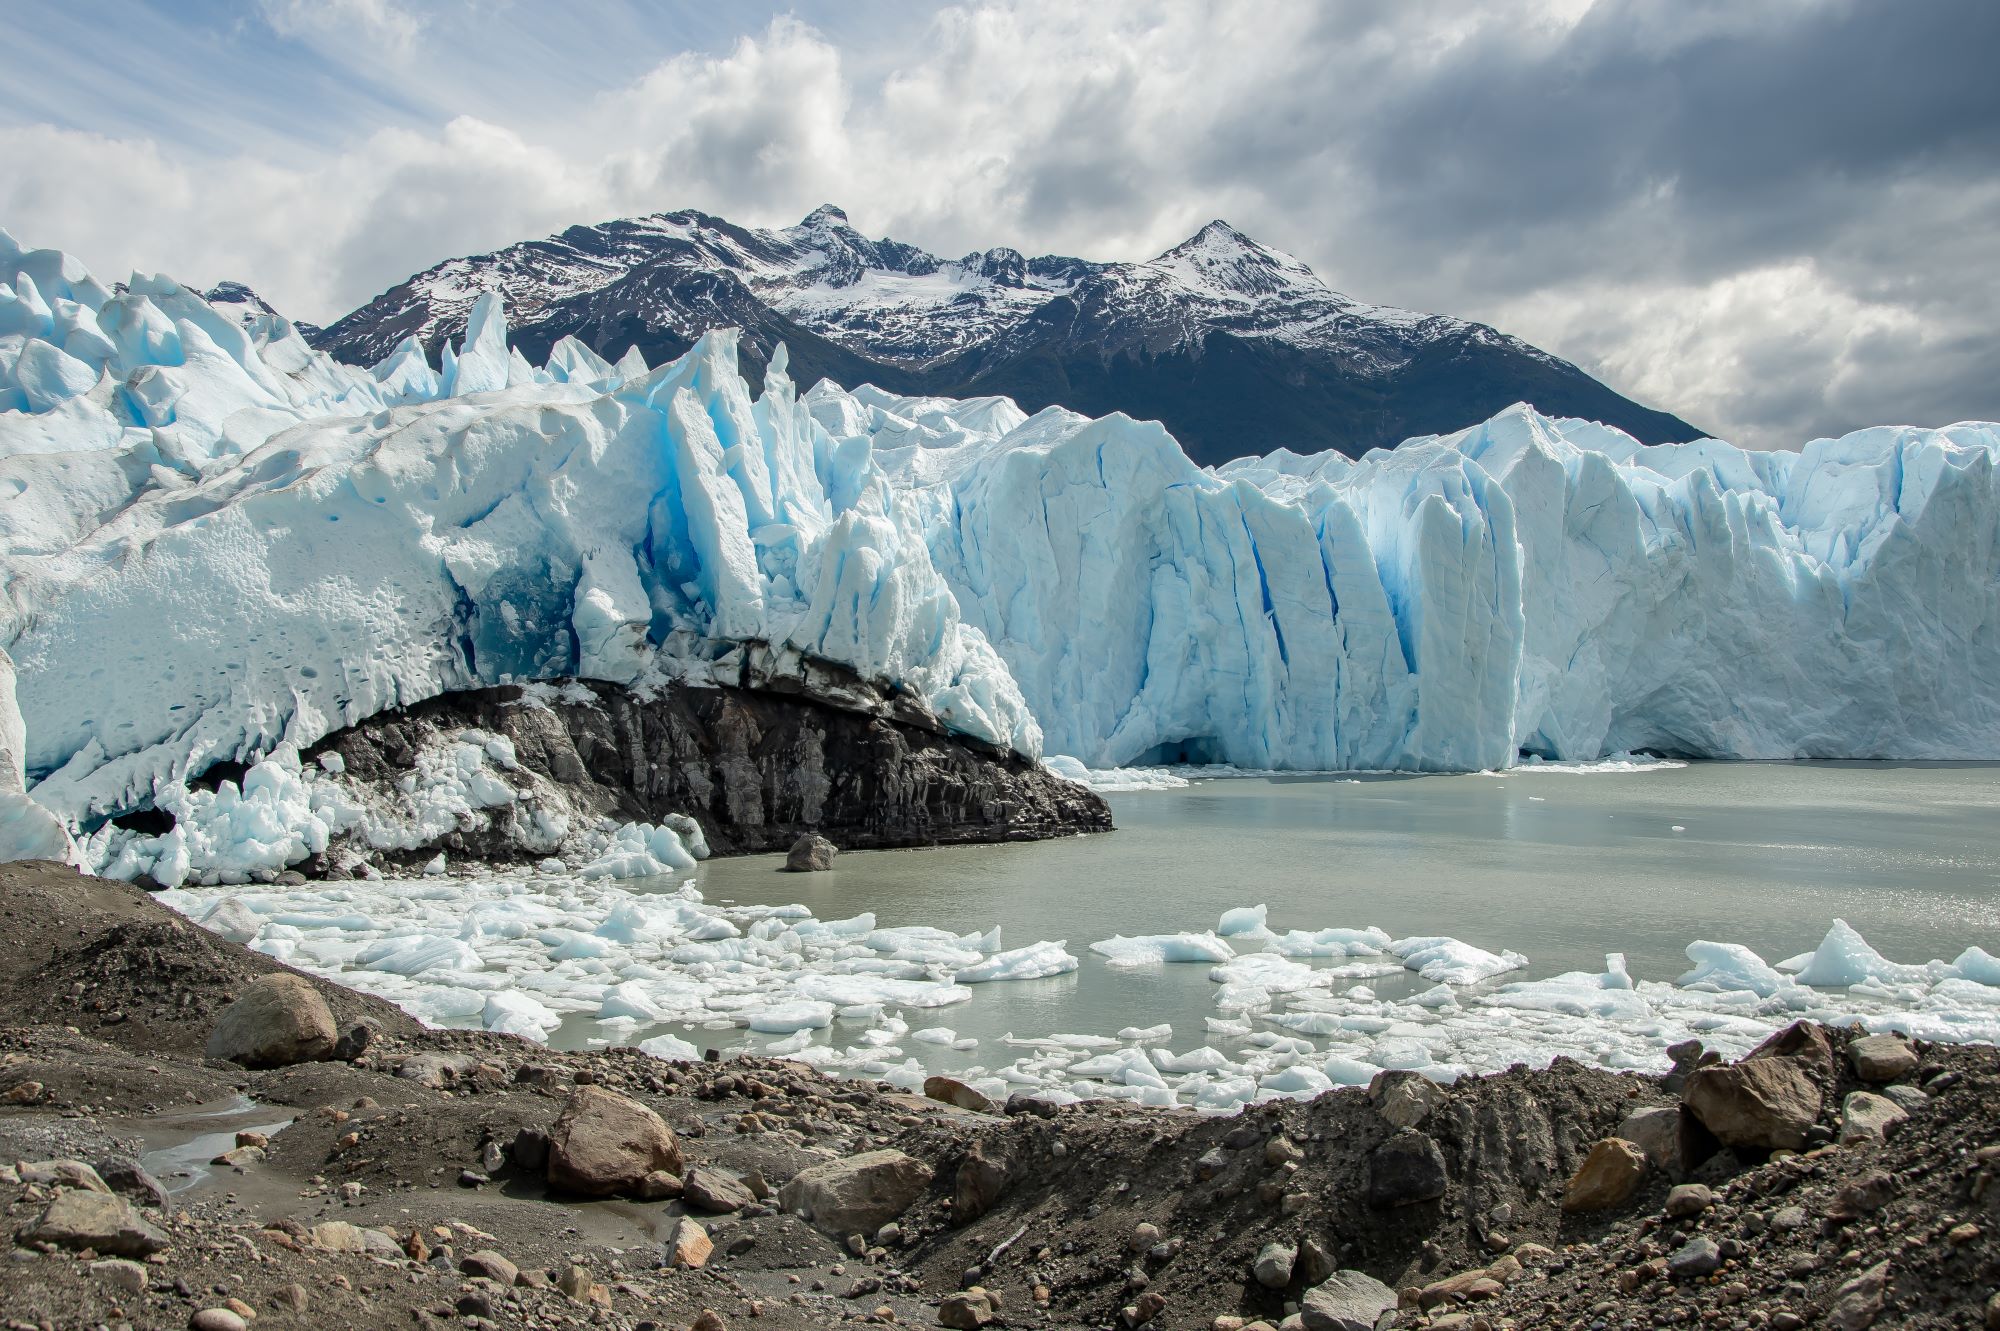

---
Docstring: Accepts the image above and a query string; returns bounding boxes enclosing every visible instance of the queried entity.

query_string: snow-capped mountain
[311,207,1701,465]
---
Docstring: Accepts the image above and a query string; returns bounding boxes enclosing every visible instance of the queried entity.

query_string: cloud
[2,0,1994,448]
[258,0,424,60]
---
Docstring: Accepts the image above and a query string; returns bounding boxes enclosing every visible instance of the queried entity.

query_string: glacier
[4,228,2000,850]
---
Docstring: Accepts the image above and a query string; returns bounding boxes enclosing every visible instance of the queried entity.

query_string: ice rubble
[151,871,2000,1113]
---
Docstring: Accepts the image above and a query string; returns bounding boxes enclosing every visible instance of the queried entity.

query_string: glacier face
[4,228,2000,833]
[809,386,2000,770]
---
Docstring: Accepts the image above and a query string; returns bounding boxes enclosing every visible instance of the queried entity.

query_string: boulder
[1745,1020,1836,1080]
[545,1085,683,1197]
[459,1250,520,1286]
[924,1075,1001,1115]
[1366,1129,1448,1207]
[1664,1183,1713,1218]
[664,1216,713,1269]
[784,833,837,872]
[1300,1270,1399,1331]
[18,1159,110,1193]
[953,1143,1009,1224]
[940,1290,997,1329]
[26,1190,168,1256]
[1827,1260,1890,1330]
[1847,1033,1918,1084]
[1683,1057,1823,1151]
[204,973,337,1068]
[1840,1091,1909,1144]
[1297,1236,1337,1287]
[1668,1237,1723,1279]
[778,1149,933,1235]
[1563,1138,1647,1213]
[1369,1070,1444,1130]
[1615,1104,1712,1178]
[1253,1241,1297,1289]
[682,1166,754,1214]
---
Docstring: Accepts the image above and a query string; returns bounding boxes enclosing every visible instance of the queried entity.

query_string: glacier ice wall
[0,238,1035,822]
[808,385,2000,770]
[5,229,2000,829]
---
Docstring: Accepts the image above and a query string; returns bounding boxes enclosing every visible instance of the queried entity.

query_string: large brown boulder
[205,973,337,1068]
[1562,1137,1647,1212]
[777,1149,933,1235]
[1683,1057,1823,1151]
[1745,1021,1835,1080]
[1847,1033,1918,1084]
[27,1190,168,1257]
[545,1086,683,1197]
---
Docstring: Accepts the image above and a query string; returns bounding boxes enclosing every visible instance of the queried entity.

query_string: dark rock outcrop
[311,674,1110,862]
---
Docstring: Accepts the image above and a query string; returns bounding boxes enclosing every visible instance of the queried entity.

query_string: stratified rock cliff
[312,677,1111,865]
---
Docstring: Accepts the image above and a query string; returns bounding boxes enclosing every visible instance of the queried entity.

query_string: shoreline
[1,860,1996,1330]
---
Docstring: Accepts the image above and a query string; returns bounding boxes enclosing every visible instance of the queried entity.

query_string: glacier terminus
[2,227,1999,858]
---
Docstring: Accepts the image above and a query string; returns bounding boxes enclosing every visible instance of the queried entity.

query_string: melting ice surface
[158,763,2000,1113]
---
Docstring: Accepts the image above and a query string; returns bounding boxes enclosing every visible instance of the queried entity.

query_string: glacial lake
[601,760,2000,1076]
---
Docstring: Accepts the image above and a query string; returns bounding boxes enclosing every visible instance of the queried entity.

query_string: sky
[3,0,1995,450]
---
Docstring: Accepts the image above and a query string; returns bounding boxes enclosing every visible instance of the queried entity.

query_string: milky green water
[639,762,2000,1069]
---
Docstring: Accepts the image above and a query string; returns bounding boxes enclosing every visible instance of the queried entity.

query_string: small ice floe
[1089,932,1235,968]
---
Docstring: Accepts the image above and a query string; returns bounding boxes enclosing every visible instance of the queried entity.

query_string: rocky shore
[3,860,1997,1330]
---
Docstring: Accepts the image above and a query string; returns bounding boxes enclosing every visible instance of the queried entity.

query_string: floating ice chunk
[1067,1047,1168,1089]
[954,940,1078,983]
[1485,963,1653,1019]
[1792,919,1949,988]
[638,1032,702,1062]
[355,935,481,976]
[1266,926,1393,958]
[1389,936,1527,985]
[746,1000,835,1034]
[578,821,698,880]
[910,1027,957,1045]
[484,991,561,1040]
[1259,1065,1334,1097]
[1205,1017,1253,1036]
[1151,1046,1232,1073]
[1953,947,2000,986]
[1678,940,1790,996]
[1210,953,1322,992]
[1217,905,1268,937]
[763,1028,815,1055]
[1118,1023,1172,1042]
[1322,1054,1379,1085]
[1090,932,1235,967]
[1043,755,1191,791]
[198,896,263,944]
[1191,1075,1259,1109]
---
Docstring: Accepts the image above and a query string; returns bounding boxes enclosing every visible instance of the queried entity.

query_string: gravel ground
[1,860,1995,1331]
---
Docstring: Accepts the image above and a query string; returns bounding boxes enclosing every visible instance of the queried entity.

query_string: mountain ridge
[307,207,1702,464]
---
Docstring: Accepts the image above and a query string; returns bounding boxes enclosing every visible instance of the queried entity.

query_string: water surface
[656,761,2000,1069]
